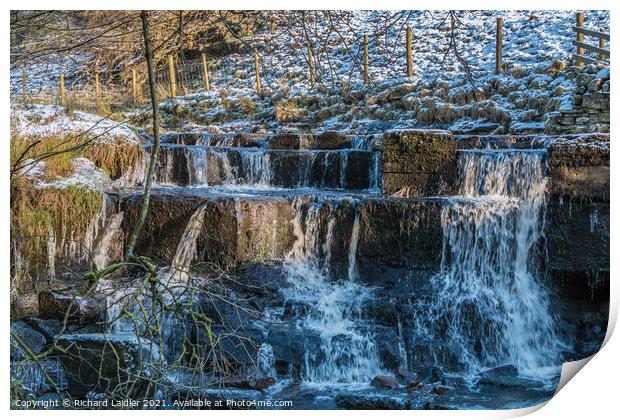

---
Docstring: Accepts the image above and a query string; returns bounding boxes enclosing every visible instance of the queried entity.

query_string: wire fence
[11,55,211,113]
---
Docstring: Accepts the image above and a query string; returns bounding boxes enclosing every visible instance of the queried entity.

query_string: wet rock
[371,375,400,389]
[124,191,295,269]
[431,384,454,395]
[55,333,161,398]
[357,198,443,270]
[477,365,546,389]
[267,325,322,377]
[10,358,68,394]
[38,291,107,324]
[222,375,276,390]
[335,389,434,410]
[382,129,457,197]
[546,200,609,278]
[547,137,609,201]
[10,321,47,360]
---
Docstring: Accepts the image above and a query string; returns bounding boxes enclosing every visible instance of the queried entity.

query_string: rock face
[122,191,295,269]
[547,135,610,201]
[357,198,443,271]
[55,333,161,398]
[546,200,609,294]
[382,129,457,197]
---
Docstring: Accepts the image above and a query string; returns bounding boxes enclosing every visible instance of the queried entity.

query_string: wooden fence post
[406,27,413,77]
[363,34,369,84]
[95,73,100,107]
[254,52,262,94]
[599,28,606,61]
[201,53,210,91]
[308,43,315,87]
[132,68,138,105]
[22,68,27,100]
[59,73,65,106]
[495,17,503,74]
[168,55,177,97]
[576,12,585,68]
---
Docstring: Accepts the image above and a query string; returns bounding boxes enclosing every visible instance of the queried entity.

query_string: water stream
[411,150,565,379]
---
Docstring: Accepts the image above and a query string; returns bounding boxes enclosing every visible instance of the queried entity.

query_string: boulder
[38,291,107,324]
[55,333,161,398]
[10,321,47,360]
[371,375,400,389]
[10,358,68,394]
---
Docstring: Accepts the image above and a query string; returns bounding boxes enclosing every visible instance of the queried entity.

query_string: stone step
[149,144,378,190]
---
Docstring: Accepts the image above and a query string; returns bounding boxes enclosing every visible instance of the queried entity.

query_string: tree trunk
[125,10,161,259]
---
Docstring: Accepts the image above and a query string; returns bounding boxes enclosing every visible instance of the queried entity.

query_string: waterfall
[186,147,208,186]
[281,198,384,385]
[167,202,209,282]
[339,152,348,189]
[241,150,271,185]
[93,212,124,269]
[257,343,277,378]
[347,209,360,282]
[413,149,565,378]
[369,151,381,192]
[212,150,237,184]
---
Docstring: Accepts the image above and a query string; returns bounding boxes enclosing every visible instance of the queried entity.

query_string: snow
[10,11,610,134]
[10,53,92,96]
[11,104,141,144]
[38,157,111,191]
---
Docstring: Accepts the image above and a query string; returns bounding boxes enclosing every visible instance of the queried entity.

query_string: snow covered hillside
[11,11,610,135]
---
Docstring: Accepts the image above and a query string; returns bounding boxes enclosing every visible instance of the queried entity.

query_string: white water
[257,343,277,378]
[167,202,209,282]
[186,147,209,185]
[92,211,124,269]
[414,149,566,378]
[282,198,384,385]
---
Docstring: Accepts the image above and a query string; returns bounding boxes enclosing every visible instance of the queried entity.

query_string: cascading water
[166,201,209,282]
[186,147,209,185]
[412,149,566,378]
[93,212,124,269]
[281,198,385,385]
[241,150,272,186]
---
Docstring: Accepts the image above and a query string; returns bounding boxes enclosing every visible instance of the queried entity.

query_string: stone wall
[545,65,610,134]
